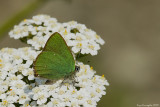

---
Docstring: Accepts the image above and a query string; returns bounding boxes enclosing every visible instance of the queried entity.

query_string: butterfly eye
[75,66,80,72]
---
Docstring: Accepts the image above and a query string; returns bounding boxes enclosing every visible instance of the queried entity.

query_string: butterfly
[33,32,80,82]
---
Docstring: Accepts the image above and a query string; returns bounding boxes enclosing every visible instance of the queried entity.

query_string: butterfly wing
[34,32,75,80]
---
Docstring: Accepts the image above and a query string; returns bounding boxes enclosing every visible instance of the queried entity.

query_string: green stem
[0,0,46,39]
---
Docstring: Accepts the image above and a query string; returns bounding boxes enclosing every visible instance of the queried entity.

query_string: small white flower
[0,97,15,107]
[47,98,62,107]
[22,68,34,80]
[10,80,26,90]
[0,80,9,90]
[72,41,88,54]
[20,101,31,107]
[19,92,30,104]
[7,89,19,103]
[70,99,80,107]
[89,90,100,102]
[33,91,49,105]
[83,98,97,107]
[59,92,72,107]
[0,88,6,99]
[27,36,46,50]
[0,70,8,80]
[7,74,23,82]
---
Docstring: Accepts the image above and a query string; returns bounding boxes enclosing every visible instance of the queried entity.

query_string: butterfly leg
[70,74,78,87]
[59,78,65,87]
[59,75,70,87]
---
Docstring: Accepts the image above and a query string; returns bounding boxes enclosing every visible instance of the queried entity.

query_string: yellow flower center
[35,27,37,31]
[84,69,87,74]
[76,43,82,48]
[33,37,38,41]
[71,102,76,106]
[33,88,41,93]
[8,49,13,54]
[25,104,29,107]
[15,30,21,34]
[27,70,33,75]
[58,90,64,95]
[13,55,20,60]
[0,59,3,68]
[64,83,69,86]
[86,35,91,39]
[48,86,55,91]
[0,91,2,95]
[90,66,93,70]
[21,95,26,99]
[85,28,89,32]
[76,36,82,41]
[0,64,3,67]
[63,29,68,35]
[10,76,18,81]
[16,83,23,88]
[92,77,96,83]
[10,91,16,96]
[96,88,101,93]
[87,100,92,105]
[72,90,76,94]
[96,35,100,39]
[69,21,75,25]
[100,74,105,80]
[41,27,47,32]
[38,40,45,45]
[2,81,8,86]
[39,95,45,100]
[90,92,95,98]
[88,45,95,50]
[29,55,35,60]
[23,47,29,52]
[24,26,28,32]
[18,66,24,71]
[24,19,27,22]
[53,100,58,104]
[82,78,87,82]
[64,98,69,102]
[2,100,8,106]
[77,95,83,100]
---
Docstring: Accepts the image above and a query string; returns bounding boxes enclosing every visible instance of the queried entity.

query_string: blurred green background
[0,0,160,107]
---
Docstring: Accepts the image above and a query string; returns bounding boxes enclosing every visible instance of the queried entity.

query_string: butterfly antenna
[76,49,82,59]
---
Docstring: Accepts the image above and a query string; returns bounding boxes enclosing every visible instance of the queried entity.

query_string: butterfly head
[75,65,80,72]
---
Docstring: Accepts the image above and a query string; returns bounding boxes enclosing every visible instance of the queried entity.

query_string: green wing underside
[34,32,75,80]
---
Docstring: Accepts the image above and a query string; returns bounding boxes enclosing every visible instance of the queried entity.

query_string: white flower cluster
[0,48,109,107]
[9,15,105,55]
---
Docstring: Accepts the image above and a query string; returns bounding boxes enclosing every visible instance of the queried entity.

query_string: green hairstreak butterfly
[33,32,80,81]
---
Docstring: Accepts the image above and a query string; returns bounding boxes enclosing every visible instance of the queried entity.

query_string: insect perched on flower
[33,32,80,85]
[0,15,109,106]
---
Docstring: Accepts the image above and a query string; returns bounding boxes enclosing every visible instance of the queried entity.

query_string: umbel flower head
[0,14,109,107]
[9,15,105,56]
[0,48,109,107]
